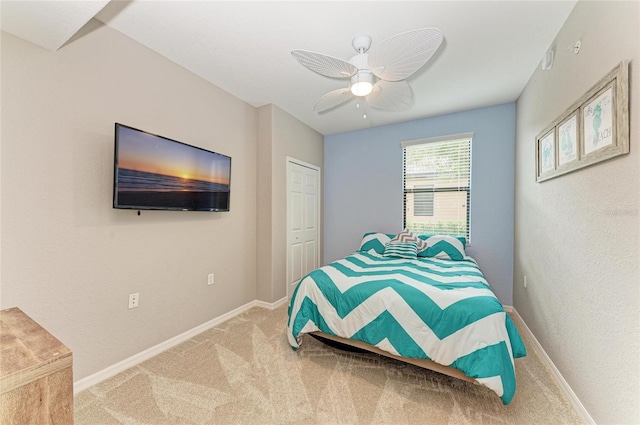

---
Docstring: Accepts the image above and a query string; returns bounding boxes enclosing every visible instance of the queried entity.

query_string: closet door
[287,159,320,299]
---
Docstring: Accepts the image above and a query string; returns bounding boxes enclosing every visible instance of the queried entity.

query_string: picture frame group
[536,60,629,182]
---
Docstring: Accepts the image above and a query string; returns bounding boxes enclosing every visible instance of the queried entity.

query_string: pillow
[420,235,466,260]
[390,228,427,252]
[358,232,395,254]
[417,234,466,257]
[383,241,419,259]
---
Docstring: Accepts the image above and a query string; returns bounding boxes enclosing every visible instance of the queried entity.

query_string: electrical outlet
[524,276,528,289]
[208,273,215,285]
[128,293,139,309]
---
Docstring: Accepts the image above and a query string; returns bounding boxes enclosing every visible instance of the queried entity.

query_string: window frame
[401,133,473,242]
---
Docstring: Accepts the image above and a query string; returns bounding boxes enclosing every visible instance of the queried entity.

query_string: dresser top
[0,307,72,393]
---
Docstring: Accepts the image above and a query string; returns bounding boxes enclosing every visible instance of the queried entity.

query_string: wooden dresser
[0,307,74,424]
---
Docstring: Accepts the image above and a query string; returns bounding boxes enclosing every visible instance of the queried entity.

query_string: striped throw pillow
[390,228,427,252]
[383,241,419,259]
[421,235,466,260]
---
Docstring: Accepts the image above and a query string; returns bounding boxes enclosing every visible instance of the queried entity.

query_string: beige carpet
[75,305,582,424]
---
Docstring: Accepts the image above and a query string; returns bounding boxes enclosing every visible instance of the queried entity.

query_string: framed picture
[582,85,613,155]
[557,112,579,167]
[536,129,556,181]
[540,131,555,173]
[535,60,629,182]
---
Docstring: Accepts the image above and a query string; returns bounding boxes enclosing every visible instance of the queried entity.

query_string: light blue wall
[324,103,516,304]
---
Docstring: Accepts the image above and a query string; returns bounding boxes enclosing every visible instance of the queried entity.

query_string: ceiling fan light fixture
[350,71,373,96]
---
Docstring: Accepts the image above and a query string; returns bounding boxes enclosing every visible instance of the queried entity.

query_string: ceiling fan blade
[366,80,412,110]
[314,88,354,112]
[292,50,357,78]
[368,28,443,82]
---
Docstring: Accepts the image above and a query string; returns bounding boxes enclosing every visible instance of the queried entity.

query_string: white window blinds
[402,134,472,241]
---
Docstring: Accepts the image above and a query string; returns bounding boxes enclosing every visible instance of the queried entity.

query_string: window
[402,134,472,241]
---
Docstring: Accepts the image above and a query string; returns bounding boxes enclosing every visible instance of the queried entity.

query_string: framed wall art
[535,60,629,182]
[557,112,579,167]
[583,86,613,155]
[536,129,556,181]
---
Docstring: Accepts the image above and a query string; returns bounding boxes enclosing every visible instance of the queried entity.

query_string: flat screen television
[113,123,231,212]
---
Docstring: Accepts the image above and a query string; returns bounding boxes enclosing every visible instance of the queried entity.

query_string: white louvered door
[287,159,320,300]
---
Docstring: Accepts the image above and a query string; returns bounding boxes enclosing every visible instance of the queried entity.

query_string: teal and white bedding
[287,250,527,405]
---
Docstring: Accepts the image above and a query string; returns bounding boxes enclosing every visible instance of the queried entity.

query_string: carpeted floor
[75,305,583,424]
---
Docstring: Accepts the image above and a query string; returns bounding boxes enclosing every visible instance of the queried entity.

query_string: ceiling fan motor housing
[349,52,374,96]
[349,52,369,70]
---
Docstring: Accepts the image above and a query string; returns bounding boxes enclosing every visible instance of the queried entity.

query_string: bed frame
[310,331,479,385]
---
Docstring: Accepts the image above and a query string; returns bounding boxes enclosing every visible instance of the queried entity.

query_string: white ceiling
[1,1,577,135]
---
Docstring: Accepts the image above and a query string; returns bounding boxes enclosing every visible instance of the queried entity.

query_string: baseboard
[254,296,288,310]
[73,298,281,394]
[508,307,595,424]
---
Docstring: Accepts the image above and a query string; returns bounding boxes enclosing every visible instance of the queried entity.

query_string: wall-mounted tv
[113,123,231,212]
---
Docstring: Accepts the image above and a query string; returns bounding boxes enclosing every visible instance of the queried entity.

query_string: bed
[287,231,527,405]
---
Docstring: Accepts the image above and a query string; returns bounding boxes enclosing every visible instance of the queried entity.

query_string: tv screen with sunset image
[113,124,231,211]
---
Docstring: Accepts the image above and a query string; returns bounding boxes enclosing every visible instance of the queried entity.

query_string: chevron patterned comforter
[287,251,527,405]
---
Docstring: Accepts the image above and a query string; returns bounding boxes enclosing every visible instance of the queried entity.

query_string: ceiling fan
[292,28,443,114]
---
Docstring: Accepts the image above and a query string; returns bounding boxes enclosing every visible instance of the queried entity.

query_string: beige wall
[1,18,323,383]
[514,1,639,423]
[256,104,323,303]
[0,22,260,381]
[256,106,274,302]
